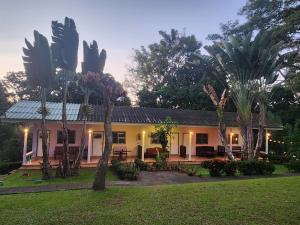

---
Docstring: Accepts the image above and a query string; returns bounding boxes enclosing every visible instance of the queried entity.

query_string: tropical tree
[22,30,54,178]
[154,117,177,153]
[203,85,235,160]
[93,73,124,191]
[51,17,79,177]
[205,31,284,159]
[72,40,106,172]
[126,29,225,110]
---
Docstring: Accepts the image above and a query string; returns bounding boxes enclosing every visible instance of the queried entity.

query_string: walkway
[1,171,299,195]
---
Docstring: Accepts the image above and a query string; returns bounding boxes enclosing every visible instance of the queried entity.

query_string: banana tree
[72,40,106,173]
[205,31,284,159]
[203,84,235,160]
[51,17,79,177]
[23,30,54,179]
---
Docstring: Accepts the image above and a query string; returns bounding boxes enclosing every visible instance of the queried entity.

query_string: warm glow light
[189,131,193,135]
[142,131,146,135]
[24,128,29,133]
[230,132,234,136]
[267,132,271,137]
[88,129,92,133]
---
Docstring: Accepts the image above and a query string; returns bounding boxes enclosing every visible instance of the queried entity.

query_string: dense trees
[127,29,226,110]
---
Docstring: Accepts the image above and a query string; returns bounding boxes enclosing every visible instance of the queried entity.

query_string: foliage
[127,29,226,110]
[111,160,139,180]
[283,119,300,159]
[0,161,22,175]
[154,117,177,152]
[268,154,291,164]
[134,159,149,171]
[202,160,227,177]
[237,160,275,175]
[223,161,238,176]
[287,160,300,173]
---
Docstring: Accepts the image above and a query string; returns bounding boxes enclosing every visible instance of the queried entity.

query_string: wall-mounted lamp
[24,128,29,133]
[88,129,92,134]
[189,131,193,135]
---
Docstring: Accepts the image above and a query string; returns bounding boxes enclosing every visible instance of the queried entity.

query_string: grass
[0,176,299,225]
[0,168,118,188]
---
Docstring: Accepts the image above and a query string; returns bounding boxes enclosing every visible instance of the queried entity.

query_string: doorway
[92,131,104,156]
[170,132,179,155]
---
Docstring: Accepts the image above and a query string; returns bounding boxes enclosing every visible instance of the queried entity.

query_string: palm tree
[205,31,284,159]
[23,30,54,179]
[51,17,79,176]
[203,85,235,160]
[72,40,106,173]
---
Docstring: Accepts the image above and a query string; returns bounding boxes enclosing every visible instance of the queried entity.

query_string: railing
[25,151,33,164]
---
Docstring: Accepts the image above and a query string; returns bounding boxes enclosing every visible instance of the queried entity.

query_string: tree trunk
[62,72,71,177]
[218,121,235,160]
[254,104,265,157]
[247,114,254,159]
[40,87,50,179]
[93,99,113,191]
[237,116,248,160]
[73,92,89,173]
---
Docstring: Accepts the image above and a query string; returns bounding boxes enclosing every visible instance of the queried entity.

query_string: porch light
[24,128,29,133]
[266,132,271,137]
[142,131,146,135]
[230,132,234,136]
[189,131,193,135]
[88,129,92,133]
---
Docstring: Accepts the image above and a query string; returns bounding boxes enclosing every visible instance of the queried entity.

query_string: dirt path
[1,171,299,195]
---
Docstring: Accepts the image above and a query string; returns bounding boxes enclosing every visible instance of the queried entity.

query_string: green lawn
[0,168,117,188]
[0,176,299,225]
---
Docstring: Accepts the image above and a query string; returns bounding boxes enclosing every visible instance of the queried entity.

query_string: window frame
[57,130,76,144]
[196,133,208,144]
[112,131,126,144]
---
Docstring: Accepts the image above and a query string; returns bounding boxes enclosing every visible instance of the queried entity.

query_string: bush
[0,161,22,174]
[202,160,226,177]
[238,160,275,175]
[134,159,149,171]
[111,160,139,180]
[224,161,237,176]
[268,154,291,164]
[287,160,300,172]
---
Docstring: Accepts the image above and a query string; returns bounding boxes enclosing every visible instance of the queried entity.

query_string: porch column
[22,128,29,165]
[87,129,92,163]
[230,132,233,151]
[265,129,270,154]
[142,131,145,161]
[188,131,193,161]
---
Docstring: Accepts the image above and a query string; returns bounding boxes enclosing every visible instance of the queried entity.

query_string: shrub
[134,159,149,171]
[0,161,22,174]
[238,160,275,175]
[187,166,198,176]
[224,161,237,176]
[287,160,300,172]
[111,160,139,180]
[204,160,226,177]
[268,154,291,164]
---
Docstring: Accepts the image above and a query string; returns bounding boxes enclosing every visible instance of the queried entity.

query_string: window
[227,134,239,144]
[112,132,126,144]
[57,130,76,144]
[150,132,160,144]
[196,133,208,144]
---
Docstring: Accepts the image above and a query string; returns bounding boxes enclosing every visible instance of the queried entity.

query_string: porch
[21,155,228,169]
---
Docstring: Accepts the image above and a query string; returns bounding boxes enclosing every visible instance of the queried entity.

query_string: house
[1,100,283,167]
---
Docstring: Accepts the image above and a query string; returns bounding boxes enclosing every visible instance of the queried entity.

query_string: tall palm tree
[205,31,284,159]
[73,40,106,172]
[23,30,54,179]
[51,17,79,176]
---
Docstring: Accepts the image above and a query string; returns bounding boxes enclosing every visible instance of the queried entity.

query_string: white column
[230,132,233,151]
[22,128,28,165]
[142,131,145,161]
[189,131,193,161]
[265,129,270,154]
[87,130,92,163]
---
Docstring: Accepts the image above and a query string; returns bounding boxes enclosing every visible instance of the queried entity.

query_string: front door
[183,133,189,148]
[37,130,50,157]
[170,133,179,155]
[93,131,104,156]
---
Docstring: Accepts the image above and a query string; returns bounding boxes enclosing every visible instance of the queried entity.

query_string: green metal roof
[4,100,80,121]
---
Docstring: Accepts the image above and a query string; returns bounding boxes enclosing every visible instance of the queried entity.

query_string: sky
[0,0,246,82]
